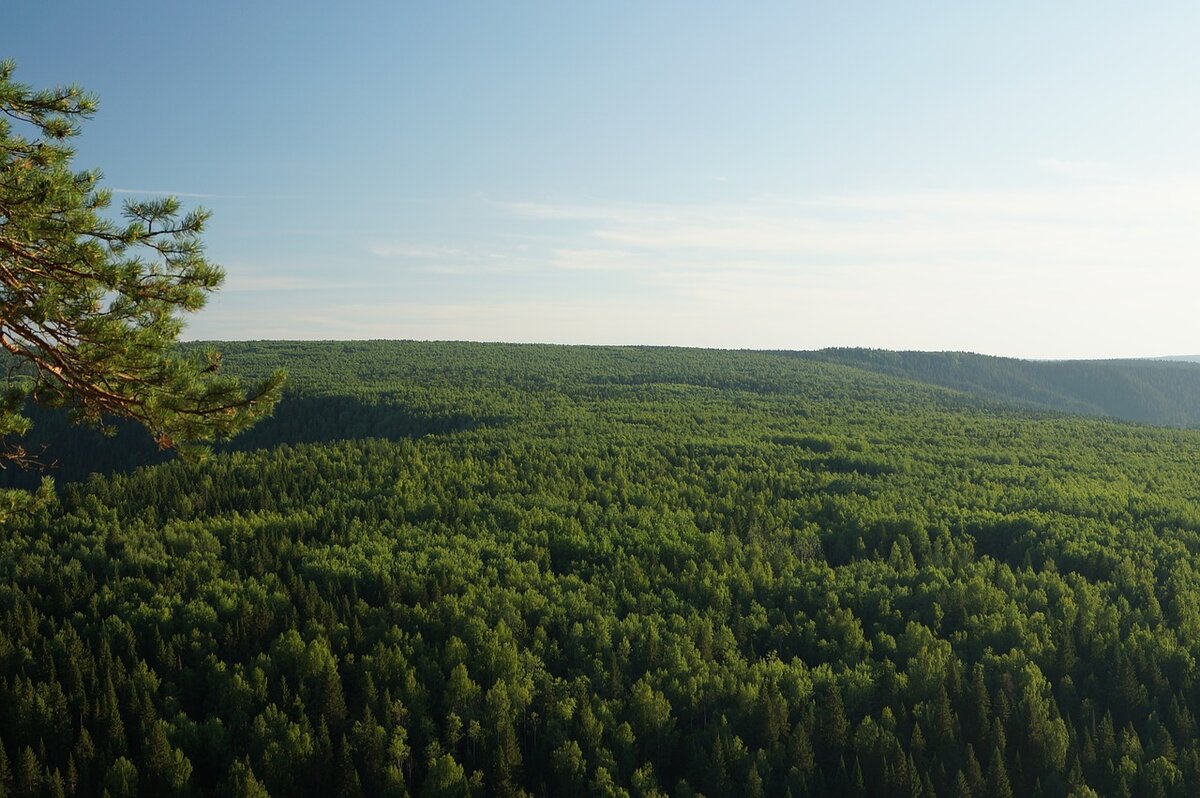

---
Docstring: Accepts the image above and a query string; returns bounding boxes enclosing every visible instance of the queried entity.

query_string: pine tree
[1096,712,1116,763]
[71,730,94,793]
[850,756,866,797]
[910,722,927,761]
[984,747,1012,798]
[227,758,270,798]
[44,770,64,798]
[483,683,523,797]
[100,757,138,798]
[756,683,787,748]
[15,747,39,798]
[932,685,956,750]
[790,721,815,773]
[143,720,192,793]
[320,665,349,735]
[0,742,12,798]
[0,60,282,498]
[336,737,364,798]
[64,756,76,798]
[815,685,849,766]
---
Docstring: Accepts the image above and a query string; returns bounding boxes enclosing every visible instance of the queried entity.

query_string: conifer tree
[0,741,11,798]
[951,769,972,798]
[227,758,270,798]
[984,747,1012,798]
[15,747,38,798]
[0,61,282,484]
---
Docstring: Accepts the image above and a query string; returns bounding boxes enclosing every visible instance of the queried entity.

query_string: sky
[6,2,1200,358]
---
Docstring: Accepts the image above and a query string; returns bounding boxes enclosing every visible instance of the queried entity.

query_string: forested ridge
[4,341,1200,796]
[796,348,1200,428]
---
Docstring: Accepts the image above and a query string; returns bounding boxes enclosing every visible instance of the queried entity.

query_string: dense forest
[5,341,1200,796]
[12,345,1200,491]
[798,348,1200,427]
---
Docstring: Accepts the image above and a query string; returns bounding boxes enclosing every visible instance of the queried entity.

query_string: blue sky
[7,2,1200,357]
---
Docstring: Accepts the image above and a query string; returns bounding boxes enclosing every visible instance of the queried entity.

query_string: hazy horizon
[9,3,1200,359]
[175,336,1200,364]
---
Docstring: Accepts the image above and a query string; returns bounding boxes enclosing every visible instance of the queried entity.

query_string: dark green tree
[983,747,1012,798]
[101,757,138,798]
[13,747,37,798]
[227,758,270,798]
[0,741,11,798]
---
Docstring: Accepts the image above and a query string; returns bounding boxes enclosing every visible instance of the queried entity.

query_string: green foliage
[0,61,282,479]
[5,341,1200,794]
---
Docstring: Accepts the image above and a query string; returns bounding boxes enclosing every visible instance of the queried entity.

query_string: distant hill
[795,347,1200,427]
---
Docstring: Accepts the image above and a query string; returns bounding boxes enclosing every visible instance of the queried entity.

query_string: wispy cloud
[551,249,643,272]
[110,188,305,200]
[369,244,475,259]
[1036,158,1114,180]
[489,197,687,225]
[220,273,364,292]
[498,178,1200,273]
[368,241,539,274]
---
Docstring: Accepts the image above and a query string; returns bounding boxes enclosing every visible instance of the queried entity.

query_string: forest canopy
[3,341,1200,796]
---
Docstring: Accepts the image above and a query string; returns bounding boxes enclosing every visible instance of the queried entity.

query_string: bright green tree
[0,61,282,481]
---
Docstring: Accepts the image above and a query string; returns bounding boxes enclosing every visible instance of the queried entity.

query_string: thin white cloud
[368,241,540,274]
[1037,158,1115,180]
[497,180,1200,273]
[369,244,474,259]
[551,249,643,271]
[490,197,687,225]
[110,188,305,200]
[220,273,363,292]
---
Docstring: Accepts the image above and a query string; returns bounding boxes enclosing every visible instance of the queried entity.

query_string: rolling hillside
[796,347,1200,427]
[14,343,1200,492]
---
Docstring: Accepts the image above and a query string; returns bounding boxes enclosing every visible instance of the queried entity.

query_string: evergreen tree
[227,758,270,798]
[815,685,848,766]
[14,747,38,798]
[336,737,364,798]
[951,769,972,798]
[984,747,1012,798]
[484,683,523,797]
[44,770,64,798]
[0,742,11,798]
[964,743,984,794]
[0,60,282,498]
[789,722,815,774]
[100,758,137,798]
